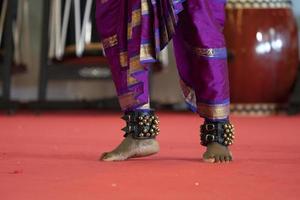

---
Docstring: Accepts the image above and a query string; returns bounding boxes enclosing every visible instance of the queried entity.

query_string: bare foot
[100,134,160,161]
[203,142,233,163]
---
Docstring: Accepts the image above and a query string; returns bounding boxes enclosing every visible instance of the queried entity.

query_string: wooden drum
[224,0,299,103]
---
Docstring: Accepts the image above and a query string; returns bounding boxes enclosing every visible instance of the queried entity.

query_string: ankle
[122,110,160,139]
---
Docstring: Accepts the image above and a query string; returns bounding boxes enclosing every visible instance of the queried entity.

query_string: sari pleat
[96,0,231,120]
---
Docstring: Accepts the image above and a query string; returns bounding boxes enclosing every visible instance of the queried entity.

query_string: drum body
[224,0,299,103]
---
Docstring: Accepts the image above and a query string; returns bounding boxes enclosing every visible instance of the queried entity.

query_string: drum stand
[0,0,18,113]
[37,0,113,110]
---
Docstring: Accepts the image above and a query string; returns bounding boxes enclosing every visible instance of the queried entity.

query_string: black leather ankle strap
[122,110,160,139]
[200,122,235,146]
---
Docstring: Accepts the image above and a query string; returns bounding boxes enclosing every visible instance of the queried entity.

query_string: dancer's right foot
[100,110,160,161]
[200,121,235,163]
[100,135,160,161]
[202,142,232,163]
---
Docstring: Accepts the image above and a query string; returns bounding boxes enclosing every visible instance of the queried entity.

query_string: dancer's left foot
[203,142,232,163]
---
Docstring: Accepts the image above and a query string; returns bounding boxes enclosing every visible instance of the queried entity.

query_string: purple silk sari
[96,0,230,120]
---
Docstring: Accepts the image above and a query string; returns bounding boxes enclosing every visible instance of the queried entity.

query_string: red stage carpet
[1,111,300,200]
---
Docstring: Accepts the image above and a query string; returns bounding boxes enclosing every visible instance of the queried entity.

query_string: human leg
[173,0,234,163]
[95,0,161,161]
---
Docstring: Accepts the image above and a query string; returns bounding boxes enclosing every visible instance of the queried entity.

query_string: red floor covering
[1,111,300,200]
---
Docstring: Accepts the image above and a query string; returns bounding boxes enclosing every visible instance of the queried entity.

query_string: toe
[101,153,117,161]
[101,153,112,161]
[203,151,214,159]
[224,156,230,162]
[219,156,225,163]
[99,152,108,160]
[214,155,221,163]
[203,152,215,163]
[203,157,215,163]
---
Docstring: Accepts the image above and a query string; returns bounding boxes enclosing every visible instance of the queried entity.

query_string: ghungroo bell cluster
[121,110,160,139]
[200,122,235,147]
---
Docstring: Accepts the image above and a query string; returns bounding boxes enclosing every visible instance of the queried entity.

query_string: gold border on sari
[119,52,128,67]
[193,48,218,57]
[197,103,230,120]
[127,22,132,40]
[140,43,155,61]
[100,0,109,4]
[127,9,141,40]
[119,92,150,111]
[129,55,143,72]
[102,35,118,49]
[179,79,197,109]
[141,0,150,15]
[119,92,140,111]
[180,79,230,119]
[131,9,141,27]
[127,55,144,86]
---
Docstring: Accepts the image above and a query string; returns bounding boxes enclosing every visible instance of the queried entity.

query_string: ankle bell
[200,122,235,146]
[121,110,160,139]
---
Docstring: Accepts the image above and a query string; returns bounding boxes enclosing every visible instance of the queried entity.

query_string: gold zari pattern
[197,103,230,120]
[102,35,118,49]
[119,52,128,67]
[141,0,150,15]
[127,9,141,40]
[127,56,144,86]
[119,92,140,110]
[131,9,141,27]
[193,48,219,57]
[140,44,155,61]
